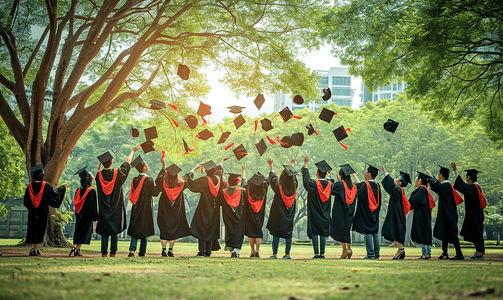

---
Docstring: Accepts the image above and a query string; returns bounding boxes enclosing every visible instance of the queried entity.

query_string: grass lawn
[0,239,502,299]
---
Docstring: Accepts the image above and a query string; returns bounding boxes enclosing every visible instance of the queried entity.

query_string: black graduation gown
[429,178,459,243]
[408,186,433,245]
[243,179,268,239]
[127,175,160,239]
[73,187,98,244]
[352,180,382,234]
[381,174,407,244]
[219,188,246,249]
[266,171,298,239]
[302,167,331,238]
[331,181,356,243]
[95,162,130,236]
[155,170,192,241]
[454,176,485,245]
[23,182,66,244]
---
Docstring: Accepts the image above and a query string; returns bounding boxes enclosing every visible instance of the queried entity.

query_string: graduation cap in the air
[260,118,273,131]
[366,163,379,177]
[249,172,267,186]
[183,139,193,154]
[465,169,480,178]
[290,132,304,147]
[340,164,356,176]
[282,165,298,176]
[166,164,182,176]
[233,114,246,130]
[306,123,317,136]
[144,126,158,141]
[217,131,231,144]
[228,173,241,186]
[197,101,212,116]
[333,125,349,142]
[383,119,399,133]
[31,164,44,175]
[319,107,336,123]
[279,106,293,122]
[227,106,245,114]
[74,165,88,177]
[131,127,139,138]
[177,63,190,80]
[280,135,292,148]
[254,94,265,110]
[185,115,198,129]
[202,160,218,173]
[399,171,411,184]
[293,95,304,105]
[141,140,155,154]
[315,160,332,173]
[255,138,267,156]
[131,155,146,172]
[149,99,166,110]
[197,129,214,141]
[233,144,248,161]
[97,151,113,164]
[322,88,332,101]
[438,165,450,178]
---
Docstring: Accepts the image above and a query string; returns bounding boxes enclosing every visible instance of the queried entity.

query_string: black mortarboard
[315,160,332,173]
[149,99,166,110]
[383,119,399,133]
[74,165,88,176]
[280,135,292,148]
[177,63,190,80]
[367,163,379,177]
[227,106,245,114]
[197,101,212,116]
[131,155,145,172]
[97,151,113,164]
[217,131,231,144]
[399,171,411,184]
[141,140,155,153]
[290,132,304,147]
[183,139,192,154]
[416,171,431,183]
[282,165,298,176]
[31,164,43,174]
[233,114,246,130]
[255,138,267,156]
[202,160,217,172]
[144,126,158,140]
[279,106,293,122]
[465,169,480,177]
[340,164,356,176]
[322,88,332,101]
[438,165,450,177]
[185,115,198,129]
[254,94,265,110]
[233,144,248,161]
[260,118,273,131]
[131,127,139,138]
[293,95,304,105]
[249,172,267,186]
[319,107,335,123]
[197,129,214,141]
[306,123,316,136]
[333,125,348,142]
[228,173,241,186]
[166,164,182,176]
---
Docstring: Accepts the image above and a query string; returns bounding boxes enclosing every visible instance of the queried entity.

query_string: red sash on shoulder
[29,181,46,208]
[421,185,435,212]
[342,181,357,205]
[129,176,147,205]
[315,180,332,203]
[448,182,464,206]
[163,180,184,202]
[279,185,296,209]
[207,176,221,197]
[98,169,118,195]
[223,189,241,207]
[473,184,486,209]
[248,191,264,213]
[74,187,93,214]
[365,181,379,212]
[399,186,410,218]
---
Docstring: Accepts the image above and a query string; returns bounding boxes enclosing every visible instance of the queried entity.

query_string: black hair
[468,173,477,183]
[79,171,93,188]
[317,170,327,179]
[399,176,408,188]
[339,169,353,189]
[368,168,378,179]
[439,169,449,180]
[32,171,44,182]
[102,160,112,168]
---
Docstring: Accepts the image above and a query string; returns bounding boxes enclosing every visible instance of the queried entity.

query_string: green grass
[1,240,502,299]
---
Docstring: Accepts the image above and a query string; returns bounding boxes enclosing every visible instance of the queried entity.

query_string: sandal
[68,247,76,257]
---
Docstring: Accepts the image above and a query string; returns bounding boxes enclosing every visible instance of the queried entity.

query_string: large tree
[317,0,503,144]
[0,0,325,245]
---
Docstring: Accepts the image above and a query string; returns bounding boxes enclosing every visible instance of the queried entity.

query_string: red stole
[29,181,46,208]
[315,180,332,203]
[473,184,487,209]
[223,189,241,207]
[279,185,296,209]
[163,181,184,201]
[74,187,93,214]
[342,181,357,205]
[98,169,118,195]
[398,186,410,218]
[248,191,265,213]
[421,185,435,212]
[207,176,221,197]
[448,182,464,206]
[129,176,147,205]
[365,181,380,212]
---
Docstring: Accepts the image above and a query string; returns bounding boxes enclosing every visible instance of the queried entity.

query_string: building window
[332,76,351,86]
[332,87,352,96]
[319,77,328,86]
[373,94,378,102]
[382,85,391,91]
[380,93,392,100]
[392,94,396,100]
[393,83,397,91]
[397,83,402,92]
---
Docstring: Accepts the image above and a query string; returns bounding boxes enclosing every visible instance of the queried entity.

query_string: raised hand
[381,165,386,173]
[132,143,141,152]
[450,162,457,170]
[242,163,246,171]
[267,157,273,165]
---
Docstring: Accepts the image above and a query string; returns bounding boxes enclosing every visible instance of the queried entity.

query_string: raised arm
[301,155,316,193]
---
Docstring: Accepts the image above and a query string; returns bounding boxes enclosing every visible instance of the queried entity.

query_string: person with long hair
[409,171,435,259]
[70,166,98,257]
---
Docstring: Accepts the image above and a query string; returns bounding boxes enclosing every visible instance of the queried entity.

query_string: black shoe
[161,250,168,257]
[168,250,174,257]
[29,249,37,256]
[231,252,237,258]
[128,252,135,258]
[449,255,465,260]
[320,254,325,259]
[69,247,76,257]
[74,249,82,257]
[393,249,405,260]
[282,255,291,259]
[36,250,41,256]
[438,253,449,260]
[312,255,321,259]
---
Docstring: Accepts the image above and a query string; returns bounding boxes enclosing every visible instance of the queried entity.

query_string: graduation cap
[183,139,193,154]
[465,169,480,177]
[185,115,198,129]
[177,63,190,80]
[197,101,212,116]
[416,171,431,183]
[141,140,155,153]
[144,126,158,140]
[279,106,293,122]
[340,164,356,176]
[290,132,304,147]
[322,88,332,101]
[131,155,145,172]
[233,114,246,130]
[217,131,231,144]
[228,173,241,186]
[202,160,217,172]
[438,165,450,177]
[293,95,304,105]
[319,107,336,123]
[227,106,245,114]
[233,144,248,161]
[366,163,379,177]
[280,135,292,148]
[74,165,88,177]
[249,172,267,186]
[97,151,113,164]
[131,127,139,138]
[149,99,166,110]
[315,160,332,173]
[197,129,214,141]
[333,125,349,142]
[306,123,317,136]
[166,164,182,176]
[399,171,411,184]
[254,94,265,110]
[31,164,44,174]
[282,165,298,176]
[255,138,267,156]
[260,118,273,131]
[383,119,399,133]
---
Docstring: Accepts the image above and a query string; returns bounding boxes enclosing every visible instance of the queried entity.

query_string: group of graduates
[23,142,487,260]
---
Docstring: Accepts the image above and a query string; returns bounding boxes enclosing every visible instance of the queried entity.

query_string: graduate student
[266,156,298,259]
[428,166,464,260]
[96,144,140,257]
[24,165,68,256]
[155,158,192,257]
[409,171,435,259]
[187,156,229,257]
[70,166,98,257]
[302,156,332,259]
[331,164,357,259]
[127,155,160,257]
[380,166,411,259]
[352,164,382,259]
[451,163,486,260]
